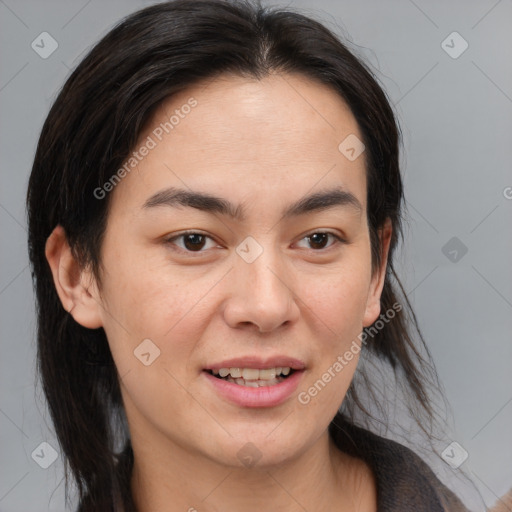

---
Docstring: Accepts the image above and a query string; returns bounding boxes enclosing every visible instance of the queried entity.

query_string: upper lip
[205,356,306,371]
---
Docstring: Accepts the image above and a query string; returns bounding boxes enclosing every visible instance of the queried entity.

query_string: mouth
[205,367,297,387]
[202,364,305,408]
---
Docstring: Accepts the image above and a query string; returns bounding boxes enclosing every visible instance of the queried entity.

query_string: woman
[26,1,474,510]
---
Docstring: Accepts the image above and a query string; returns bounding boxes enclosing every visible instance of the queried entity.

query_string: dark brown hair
[27,1,448,510]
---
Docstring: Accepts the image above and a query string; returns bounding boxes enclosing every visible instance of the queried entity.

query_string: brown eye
[297,231,344,251]
[307,233,329,250]
[166,231,217,254]
[182,233,207,251]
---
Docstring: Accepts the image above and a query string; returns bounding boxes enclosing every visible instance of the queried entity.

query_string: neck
[130,428,363,512]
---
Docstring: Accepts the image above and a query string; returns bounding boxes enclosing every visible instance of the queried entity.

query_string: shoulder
[329,413,470,512]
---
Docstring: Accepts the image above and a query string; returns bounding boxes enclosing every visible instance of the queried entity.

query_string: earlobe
[45,225,104,329]
[363,219,393,327]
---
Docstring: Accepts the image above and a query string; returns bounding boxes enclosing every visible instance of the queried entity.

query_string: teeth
[212,367,292,380]
[242,368,259,380]
[259,368,277,379]
[230,367,242,378]
[229,376,281,387]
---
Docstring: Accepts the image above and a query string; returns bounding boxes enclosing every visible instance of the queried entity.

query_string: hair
[26,0,456,510]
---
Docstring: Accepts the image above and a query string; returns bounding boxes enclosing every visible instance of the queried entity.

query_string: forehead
[152,72,362,154]
[108,72,367,216]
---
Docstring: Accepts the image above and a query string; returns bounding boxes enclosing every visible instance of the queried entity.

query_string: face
[60,73,389,469]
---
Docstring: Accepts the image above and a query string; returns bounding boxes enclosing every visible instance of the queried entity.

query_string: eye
[165,231,219,254]
[165,230,345,256]
[295,231,345,251]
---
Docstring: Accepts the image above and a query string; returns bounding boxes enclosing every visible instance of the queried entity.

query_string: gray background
[1,0,511,510]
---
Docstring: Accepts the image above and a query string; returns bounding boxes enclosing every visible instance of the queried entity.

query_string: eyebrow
[142,186,363,221]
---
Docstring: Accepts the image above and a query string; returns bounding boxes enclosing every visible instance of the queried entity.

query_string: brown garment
[329,412,470,511]
[81,413,475,511]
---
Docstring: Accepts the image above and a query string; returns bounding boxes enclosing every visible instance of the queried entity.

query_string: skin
[46,72,392,512]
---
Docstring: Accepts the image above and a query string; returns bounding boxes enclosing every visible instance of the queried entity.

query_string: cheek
[97,251,216,371]
[295,254,371,406]
[302,258,372,337]
[97,260,215,434]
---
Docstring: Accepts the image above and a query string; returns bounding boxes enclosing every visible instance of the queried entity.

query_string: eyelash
[165,230,346,256]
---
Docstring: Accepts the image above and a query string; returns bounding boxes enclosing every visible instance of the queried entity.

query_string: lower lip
[202,370,304,408]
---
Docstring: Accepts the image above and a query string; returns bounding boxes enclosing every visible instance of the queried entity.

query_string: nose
[222,244,300,333]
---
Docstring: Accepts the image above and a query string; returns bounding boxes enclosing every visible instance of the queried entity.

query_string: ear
[45,225,104,329]
[363,218,393,327]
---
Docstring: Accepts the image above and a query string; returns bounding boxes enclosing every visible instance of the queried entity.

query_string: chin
[205,429,308,470]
